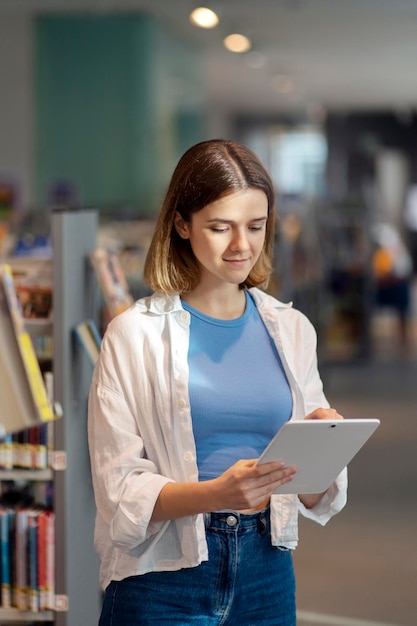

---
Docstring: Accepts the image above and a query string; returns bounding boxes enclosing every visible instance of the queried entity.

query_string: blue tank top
[182,291,293,481]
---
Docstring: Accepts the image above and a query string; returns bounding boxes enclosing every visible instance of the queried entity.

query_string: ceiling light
[223,34,252,53]
[190,7,219,29]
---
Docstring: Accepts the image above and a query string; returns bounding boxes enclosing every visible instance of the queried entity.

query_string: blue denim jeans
[99,507,296,625]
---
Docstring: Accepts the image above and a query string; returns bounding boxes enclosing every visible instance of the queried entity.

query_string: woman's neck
[181,285,247,320]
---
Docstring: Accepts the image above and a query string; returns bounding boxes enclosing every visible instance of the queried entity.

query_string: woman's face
[175,188,268,289]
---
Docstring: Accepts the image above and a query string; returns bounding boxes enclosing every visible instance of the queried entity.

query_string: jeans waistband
[204,506,270,535]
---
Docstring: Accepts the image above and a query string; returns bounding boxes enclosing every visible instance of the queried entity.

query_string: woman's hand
[304,407,344,421]
[208,459,297,512]
[299,406,343,508]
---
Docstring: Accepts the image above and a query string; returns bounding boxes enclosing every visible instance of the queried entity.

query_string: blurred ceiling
[2,0,417,118]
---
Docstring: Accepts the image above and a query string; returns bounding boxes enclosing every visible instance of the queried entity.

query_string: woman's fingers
[305,407,344,421]
[215,460,297,510]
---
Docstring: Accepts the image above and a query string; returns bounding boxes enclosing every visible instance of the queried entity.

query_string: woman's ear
[174,212,190,239]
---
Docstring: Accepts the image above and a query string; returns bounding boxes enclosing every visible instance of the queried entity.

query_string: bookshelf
[0,469,53,482]
[51,209,101,626]
[0,209,101,624]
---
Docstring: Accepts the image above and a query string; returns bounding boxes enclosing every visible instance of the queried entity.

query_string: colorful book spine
[0,425,49,470]
[0,435,13,469]
[0,505,55,611]
[15,509,28,610]
[45,510,55,610]
[37,510,47,612]
[35,424,48,469]
[0,509,11,609]
[27,511,39,612]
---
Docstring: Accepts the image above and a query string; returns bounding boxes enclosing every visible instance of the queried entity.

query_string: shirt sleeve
[88,332,175,551]
[300,314,331,414]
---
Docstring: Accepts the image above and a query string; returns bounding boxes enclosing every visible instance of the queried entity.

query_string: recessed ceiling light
[190,7,219,29]
[223,34,252,53]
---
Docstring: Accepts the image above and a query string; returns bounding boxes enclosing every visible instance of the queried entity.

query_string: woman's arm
[151,459,297,521]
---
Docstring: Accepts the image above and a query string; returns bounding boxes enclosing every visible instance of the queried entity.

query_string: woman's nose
[230,230,249,252]
[230,228,249,251]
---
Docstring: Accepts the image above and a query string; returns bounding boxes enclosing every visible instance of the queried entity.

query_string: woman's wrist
[298,490,327,509]
[151,479,221,522]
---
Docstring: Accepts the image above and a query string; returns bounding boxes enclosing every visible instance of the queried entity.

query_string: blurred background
[0,1,416,624]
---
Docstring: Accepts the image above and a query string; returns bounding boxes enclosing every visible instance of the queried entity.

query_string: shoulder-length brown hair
[144,139,276,294]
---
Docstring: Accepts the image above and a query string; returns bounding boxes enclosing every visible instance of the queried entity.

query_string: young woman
[88,139,347,626]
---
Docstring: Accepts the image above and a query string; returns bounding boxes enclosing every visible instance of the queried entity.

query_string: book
[73,318,102,365]
[0,493,55,611]
[44,510,55,611]
[37,510,46,612]
[27,510,40,612]
[90,247,134,319]
[0,435,13,470]
[0,264,59,435]
[15,509,28,610]
[0,508,12,608]
[43,371,55,470]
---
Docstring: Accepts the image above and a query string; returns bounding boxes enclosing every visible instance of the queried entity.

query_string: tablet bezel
[256,418,380,494]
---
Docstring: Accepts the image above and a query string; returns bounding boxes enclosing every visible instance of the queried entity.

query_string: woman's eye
[249,225,265,232]
[211,227,228,233]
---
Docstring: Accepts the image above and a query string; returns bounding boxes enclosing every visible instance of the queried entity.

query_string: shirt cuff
[298,468,348,526]
[110,474,176,550]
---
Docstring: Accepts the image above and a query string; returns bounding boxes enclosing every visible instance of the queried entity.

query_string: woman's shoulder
[248,287,294,315]
[103,291,183,338]
[95,293,183,380]
[249,287,316,330]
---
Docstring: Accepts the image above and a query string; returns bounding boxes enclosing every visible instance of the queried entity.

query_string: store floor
[294,302,417,626]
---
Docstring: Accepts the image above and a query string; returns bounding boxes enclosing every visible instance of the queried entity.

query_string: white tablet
[256,418,380,494]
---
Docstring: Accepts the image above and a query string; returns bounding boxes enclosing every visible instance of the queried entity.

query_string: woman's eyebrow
[205,216,268,224]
